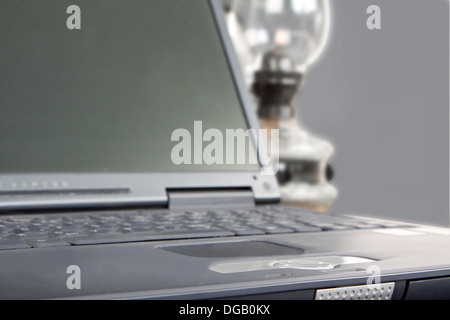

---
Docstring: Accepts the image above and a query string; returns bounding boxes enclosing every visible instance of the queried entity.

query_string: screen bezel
[0,0,280,211]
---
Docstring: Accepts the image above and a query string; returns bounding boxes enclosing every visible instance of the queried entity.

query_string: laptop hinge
[167,189,255,211]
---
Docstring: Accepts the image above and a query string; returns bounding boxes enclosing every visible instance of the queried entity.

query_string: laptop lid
[0,0,279,211]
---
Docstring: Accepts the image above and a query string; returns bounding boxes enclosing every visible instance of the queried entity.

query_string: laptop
[0,0,449,300]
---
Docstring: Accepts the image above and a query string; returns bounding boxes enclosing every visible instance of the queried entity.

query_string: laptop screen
[0,0,259,173]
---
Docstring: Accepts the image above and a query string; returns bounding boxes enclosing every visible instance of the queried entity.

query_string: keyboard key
[253,224,295,234]
[63,229,235,245]
[285,224,322,233]
[25,239,71,248]
[0,240,31,250]
[225,226,265,236]
[321,225,356,231]
[47,231,86,239]
[8,232,51,241]
[11,231,49,238]
[350,223,382,229]
[379,222,412,228]
[83,228,119,235]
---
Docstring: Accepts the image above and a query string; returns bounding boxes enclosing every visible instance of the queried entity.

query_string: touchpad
[160,241,304,258]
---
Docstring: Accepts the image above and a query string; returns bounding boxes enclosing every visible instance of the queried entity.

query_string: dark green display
[0,0,258,173]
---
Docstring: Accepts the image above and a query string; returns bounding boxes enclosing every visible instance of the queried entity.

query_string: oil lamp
[224,0,337,211]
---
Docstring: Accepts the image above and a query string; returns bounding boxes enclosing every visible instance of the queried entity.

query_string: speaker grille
[315,283,395,300]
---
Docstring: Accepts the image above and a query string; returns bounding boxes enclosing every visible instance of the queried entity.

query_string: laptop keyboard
[0,207,411,250]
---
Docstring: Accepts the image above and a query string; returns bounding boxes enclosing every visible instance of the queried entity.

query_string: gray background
[298,0,449,226]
